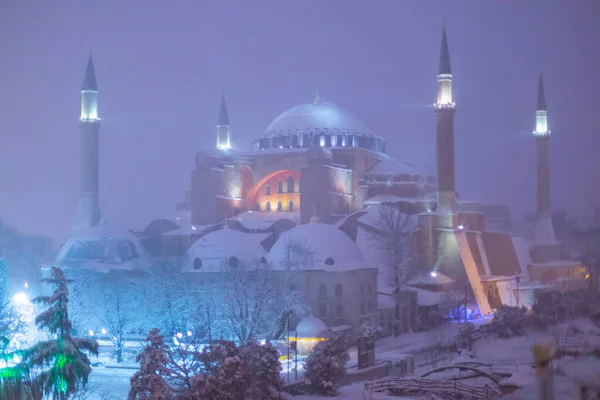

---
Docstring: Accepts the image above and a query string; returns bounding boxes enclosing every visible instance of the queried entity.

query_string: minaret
[533,74,557,245]
[434,26,457,214]
[216,94,231,150]
[72,55,101,232]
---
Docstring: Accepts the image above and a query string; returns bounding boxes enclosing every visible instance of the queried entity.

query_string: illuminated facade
[187,94,436,226]
[72,55,102,232]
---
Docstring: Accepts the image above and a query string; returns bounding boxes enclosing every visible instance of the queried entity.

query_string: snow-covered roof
[364,195,423,205]
[410,288,447,306]
[529,260,581,268]
[366,156,423,177]
[56,223,145,270]
[268,220,369,272]
[377,294,396,309]
[227,211,300,230]
[295,315,328,338]
[186,228,269,272]
[409,271,455,286]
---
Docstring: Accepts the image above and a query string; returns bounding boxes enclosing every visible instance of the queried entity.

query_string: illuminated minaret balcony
[533,110,550,137]
[80,90,99,121]
[434,74,456,110]
[216,94,231,150]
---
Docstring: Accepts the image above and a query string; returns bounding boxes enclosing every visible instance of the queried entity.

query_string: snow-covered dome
[268,220,368,271]
[265,101,373,137]
[186,228,269,272]
[252,98,387,153]
[56,224,144,269]
[295,315,328,338]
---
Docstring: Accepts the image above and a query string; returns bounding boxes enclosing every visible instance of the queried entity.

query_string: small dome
[186,229,269,272]
[268,222,367,271]
[295,315,328,338]
[265,101,373,137]
[56,224,143,269]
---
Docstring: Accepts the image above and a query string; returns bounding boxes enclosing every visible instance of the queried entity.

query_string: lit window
[294,180,300,193]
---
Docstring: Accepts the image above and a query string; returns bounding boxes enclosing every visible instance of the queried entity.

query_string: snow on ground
[88,366,133,399]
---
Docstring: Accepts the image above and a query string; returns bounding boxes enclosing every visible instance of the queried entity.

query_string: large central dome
[252,97,387,153]
[265,100,373,137]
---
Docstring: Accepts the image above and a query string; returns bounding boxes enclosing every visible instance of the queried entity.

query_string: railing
[364,376,500,399]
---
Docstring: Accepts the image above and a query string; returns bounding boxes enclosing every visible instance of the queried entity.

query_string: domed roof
[186,228,269,272]
[265,100,374,137]
[56,224,144,269]
[268,221,368,272]
[295,315,328,338]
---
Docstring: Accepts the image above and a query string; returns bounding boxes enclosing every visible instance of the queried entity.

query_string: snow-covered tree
[190,340,249,400]
[128,328,173,400]
[240,340,283,400]
[23,266,98,400]
[365,205,418,336]
[356,313,385,338]
[218,258,296,342]
[493,305,528,338]
[303,334,350,395]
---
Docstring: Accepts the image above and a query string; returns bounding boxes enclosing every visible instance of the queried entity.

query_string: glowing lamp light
[430,272,437,278]
[191,225,197,231]
[458,224,464,230]
[585,274,590,279]
[186,330,192,337]
[24,281,28,289]
[12,292,29,306]
[176,332,183,339]
[101,328,107,335]
[88,330,94,337]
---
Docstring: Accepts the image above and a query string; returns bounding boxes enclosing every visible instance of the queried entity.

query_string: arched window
[325,257,335,266]
[277,201,283,212]
[254,203,261,211]
[335,304,344,317]
[193,258,202,270]
[318,284,327,297]
[287,176,294,193]
[294,180,300,193]
[277,181,283,194]
[228,256,239,268]
[288,200,294,212]
[335,284,343,297]
[265,185,271,196]
[265,201,271,212]
[319,304,327,318]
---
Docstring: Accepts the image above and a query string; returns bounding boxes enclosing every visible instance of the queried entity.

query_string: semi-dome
[56,224,144,269]
[268,220,368,271]
[295,315,328,338]
[252,98,387,153]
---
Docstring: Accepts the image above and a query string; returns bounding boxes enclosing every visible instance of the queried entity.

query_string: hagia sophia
[56,27,587,336]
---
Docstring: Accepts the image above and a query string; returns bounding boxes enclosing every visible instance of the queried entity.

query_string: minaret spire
[72,55,102,232]
[313,85,322,104]
[216,93,231,150]
[537,74,547,111]
[434,25,457,216]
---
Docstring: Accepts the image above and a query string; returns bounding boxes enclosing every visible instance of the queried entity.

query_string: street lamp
[515,276,521,307]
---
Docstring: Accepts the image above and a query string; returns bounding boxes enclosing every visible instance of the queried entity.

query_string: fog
[1,0,599,242]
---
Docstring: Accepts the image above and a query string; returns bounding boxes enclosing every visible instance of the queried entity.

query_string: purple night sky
[1,1,599,243]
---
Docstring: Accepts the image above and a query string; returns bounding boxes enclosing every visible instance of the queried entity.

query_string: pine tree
[23,266,98,400]
[240,340,283,400]
[303,334,349,395]
[128,329,173,400]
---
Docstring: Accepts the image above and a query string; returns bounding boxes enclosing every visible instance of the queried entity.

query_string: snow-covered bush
[190,340,249,400]
[531,289,600,329]
[456,322,476,350]
[493,305,528,338]
[303,334,350,395]
[240,340,283,400]
[128,329,173,400]
[356,313,385,338]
